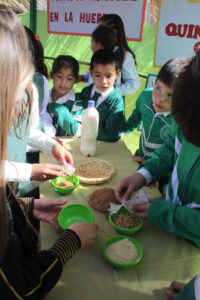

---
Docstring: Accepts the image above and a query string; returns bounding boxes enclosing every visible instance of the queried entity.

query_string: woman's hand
[69,222,98,248]
[166,281,186,300]
[52,142,73,165]
[31,163,64,181]
[131,202,151,220]
[33,198,67,229]
[115,173,146,202]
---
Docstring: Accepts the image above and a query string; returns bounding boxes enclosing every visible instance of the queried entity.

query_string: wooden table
[40,138,200,300]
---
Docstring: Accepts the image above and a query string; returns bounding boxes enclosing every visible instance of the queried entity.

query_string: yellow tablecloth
[40,138,200,300]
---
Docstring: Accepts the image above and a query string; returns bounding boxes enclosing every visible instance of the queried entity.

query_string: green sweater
[141,122,200,247]
[48,84,124,142]
[174,276,196,300]
[123,88,173,159]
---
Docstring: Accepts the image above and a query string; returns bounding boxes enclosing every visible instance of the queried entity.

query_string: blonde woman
[0,5,97,298]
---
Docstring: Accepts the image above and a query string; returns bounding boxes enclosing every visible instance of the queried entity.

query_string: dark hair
[90,49,120,71]
[50,55,79,79]
[156,57,189,88]
[171,52,200,146]
[100,14,136,65]
[24,26,49,78]
[92,25,117,51]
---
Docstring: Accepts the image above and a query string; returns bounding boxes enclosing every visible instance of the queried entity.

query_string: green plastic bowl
[103,235,143,269]
[58,204,94,229]
[51,175,79,195]
[109,207,143,235]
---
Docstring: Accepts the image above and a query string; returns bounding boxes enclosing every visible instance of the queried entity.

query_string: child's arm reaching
[122,90,143,134]
[48,102,79,136]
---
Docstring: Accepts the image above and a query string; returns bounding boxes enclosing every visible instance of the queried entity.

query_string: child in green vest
[115,50,200,250]
[122,57,188,164]
[48,49,124,142]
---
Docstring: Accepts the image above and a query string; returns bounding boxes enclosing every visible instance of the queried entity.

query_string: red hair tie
[35,35,40,41]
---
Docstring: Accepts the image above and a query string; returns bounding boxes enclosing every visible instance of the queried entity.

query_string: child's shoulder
[137,88,153,103]
[141,87,154,95]
[112,86,124,100]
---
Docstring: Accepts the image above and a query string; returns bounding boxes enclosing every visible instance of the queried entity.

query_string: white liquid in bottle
[80,100,99,157]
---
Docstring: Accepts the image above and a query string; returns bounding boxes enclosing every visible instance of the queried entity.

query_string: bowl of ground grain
[109,207,143,235]
[51,175,79,195]
[103,235,143,269]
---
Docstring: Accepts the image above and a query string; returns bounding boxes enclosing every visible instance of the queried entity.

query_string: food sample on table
[113,214,140,229]
[75,159,114,184]
[56,180,75,189]
[88,188,118,212]
[106,238,139,264]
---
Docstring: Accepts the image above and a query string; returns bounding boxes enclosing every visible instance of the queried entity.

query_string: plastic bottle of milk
[80,100,99,157]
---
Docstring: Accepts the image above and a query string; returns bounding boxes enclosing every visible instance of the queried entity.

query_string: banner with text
[154,0,200,67]
[47,0,146,41]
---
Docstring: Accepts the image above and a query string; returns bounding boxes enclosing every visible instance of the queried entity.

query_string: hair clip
[35,35,40,41]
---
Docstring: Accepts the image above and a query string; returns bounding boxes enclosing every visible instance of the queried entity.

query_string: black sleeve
[0,229,81,299]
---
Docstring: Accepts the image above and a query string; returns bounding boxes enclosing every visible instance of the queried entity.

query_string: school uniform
[49,87,75,104]
[6,83,56,194]
[0,187,81,299]
[114,48,140,96]
[84,48,140,96]
[34,73,56,137]
[27,73,55,167]
[139,122,200,248]
[48,84,124,142]
[173,275,197,300]
[29,73,56,142]
[123,88,173,159]
[27,74,56,153]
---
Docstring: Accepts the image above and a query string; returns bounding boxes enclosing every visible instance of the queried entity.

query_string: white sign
[154,0,200,67]
[47,0,146,41]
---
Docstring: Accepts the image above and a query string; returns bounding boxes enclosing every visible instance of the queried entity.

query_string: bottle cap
[88,100,95,107]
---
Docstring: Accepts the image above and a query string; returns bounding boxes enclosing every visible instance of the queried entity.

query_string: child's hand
[166,281,186,300]
[51,142,73,165]
[31,163,64,181]
[33,199,67,229]
[115,173,146,202]
[149,181,159,189]
[120,132,126,140]
[69,222,98,248]
[131,202,151,220]
[132,155,146,164]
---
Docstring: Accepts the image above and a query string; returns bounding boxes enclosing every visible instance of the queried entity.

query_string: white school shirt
[114,49,140,96]
[83,48,140,96]
[49,87,75,104]
[40,75,56,137]
[5,83,57,182]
